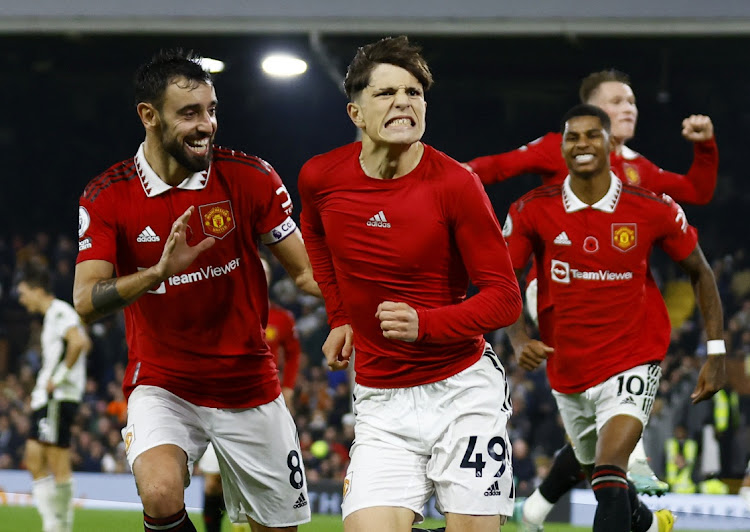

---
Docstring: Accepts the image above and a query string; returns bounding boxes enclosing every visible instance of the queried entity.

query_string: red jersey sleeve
[466,133,567,185]
[416,173,522,341]
[77,187,118,265]
[637,139,718,205]
[657,195,699,261]
[501,199,536,271]
[251,162,298,242]
[274,309,301,389]
[298,161,350,329]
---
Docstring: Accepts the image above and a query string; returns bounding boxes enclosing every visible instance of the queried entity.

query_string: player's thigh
[24,438,46,477]
[122,386,208,483]
[552,390,597,466]
[427,350,514,520]
[445,512,502,532]
[344,506,416,532]
[210,394,310,528]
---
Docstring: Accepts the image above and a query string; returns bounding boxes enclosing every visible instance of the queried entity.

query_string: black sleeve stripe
[213,155,270,175]
[622,186,668,204]
[84,163,138,202]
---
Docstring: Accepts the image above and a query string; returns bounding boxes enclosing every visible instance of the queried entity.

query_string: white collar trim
[562,172,622,213]
[135,143,209,197]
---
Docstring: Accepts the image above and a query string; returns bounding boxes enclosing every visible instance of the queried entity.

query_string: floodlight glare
[200,57,225,73]
[261,54,308,78]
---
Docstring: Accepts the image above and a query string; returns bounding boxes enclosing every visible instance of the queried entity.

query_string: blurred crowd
[1,231,749,497]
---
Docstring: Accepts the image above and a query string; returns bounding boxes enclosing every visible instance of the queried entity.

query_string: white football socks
[31,475,56,532]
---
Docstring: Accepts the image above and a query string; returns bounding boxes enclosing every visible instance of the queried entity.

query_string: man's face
[561,115,611,179]
[157,77,218,172]
[349,63,426,146]
[586,81,637,142]
[17,281,39,313]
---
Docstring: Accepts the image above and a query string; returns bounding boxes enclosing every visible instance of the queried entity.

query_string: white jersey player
[18,262,91,532]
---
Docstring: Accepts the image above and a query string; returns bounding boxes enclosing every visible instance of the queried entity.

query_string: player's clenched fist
[681,114,714,142]
[376,301,419,342]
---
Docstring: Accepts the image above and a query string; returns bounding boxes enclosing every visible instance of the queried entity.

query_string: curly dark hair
[134,48,212,110]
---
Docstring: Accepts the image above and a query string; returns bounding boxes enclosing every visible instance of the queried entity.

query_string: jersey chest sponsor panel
[304,143,488,387]
[78,151,292,407]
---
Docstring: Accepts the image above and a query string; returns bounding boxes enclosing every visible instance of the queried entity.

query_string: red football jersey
[77,144,297,408]
[504,174,698,393]
[266,304,301,390]
[299,142,522,388]
[468,132,718,205]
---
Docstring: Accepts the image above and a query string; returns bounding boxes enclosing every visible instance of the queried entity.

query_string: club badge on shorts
[200,200,236,239]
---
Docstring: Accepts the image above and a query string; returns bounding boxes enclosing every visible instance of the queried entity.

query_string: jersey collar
[562,171,622,213]
[135,143,210,197]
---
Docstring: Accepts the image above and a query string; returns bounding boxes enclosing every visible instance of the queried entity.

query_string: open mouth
[186,137,210,155]
[574,154,595,163]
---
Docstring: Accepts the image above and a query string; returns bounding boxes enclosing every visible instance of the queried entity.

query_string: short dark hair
[579,69,631,103]
[343,36,434,100]
[134,48,212,110]
[19,260,51,292]
[560,104,612,133]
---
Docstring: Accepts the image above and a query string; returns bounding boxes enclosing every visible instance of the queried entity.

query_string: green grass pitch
[0,506,711,531]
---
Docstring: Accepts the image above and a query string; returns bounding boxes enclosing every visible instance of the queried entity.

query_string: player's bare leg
[445,512,503,532]
[345,506,415,532]
[133,443,197,531]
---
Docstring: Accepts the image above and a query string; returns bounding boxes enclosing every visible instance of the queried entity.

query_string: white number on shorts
[461,435,509,478]
[616,375,645,396]
[287,450,304,489]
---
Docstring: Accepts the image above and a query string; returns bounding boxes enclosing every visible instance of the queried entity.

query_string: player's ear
[137,102,160,130]
[347,102,365,129]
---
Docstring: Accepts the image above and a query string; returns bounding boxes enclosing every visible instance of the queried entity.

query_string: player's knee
[137,476,186,516]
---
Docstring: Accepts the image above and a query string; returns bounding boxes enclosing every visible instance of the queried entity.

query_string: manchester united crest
[199,200,236,239]
[623,164,640,185]
[612,223,637,252]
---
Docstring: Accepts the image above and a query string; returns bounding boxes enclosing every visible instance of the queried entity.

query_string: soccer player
[200,257,301,532]
[73,49,318,532]
[471,69,718,522]
[19,261,91,532]
[299,36,523,532]
[503,104,726,532]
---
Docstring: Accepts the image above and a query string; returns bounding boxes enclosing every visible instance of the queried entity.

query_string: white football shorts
[553,363,662,466]
[342,345,514,523]
[122,385,310,527]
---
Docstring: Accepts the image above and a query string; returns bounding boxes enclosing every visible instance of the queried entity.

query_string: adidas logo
[366,210,391,228]
[484,481,502,496]
[292,493,308,509]
[554,231,572,245]
[620,396,637,406]
[137,226,160,243]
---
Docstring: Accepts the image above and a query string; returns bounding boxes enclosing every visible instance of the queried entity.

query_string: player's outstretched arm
[678,245,727,403]
[74,206,215,323]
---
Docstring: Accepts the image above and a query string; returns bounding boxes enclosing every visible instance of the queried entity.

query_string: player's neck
[142,139,191,187]
[611,137,627,156]
[359,141,424,180]
[569,171,611,205]
[39,294,54,315]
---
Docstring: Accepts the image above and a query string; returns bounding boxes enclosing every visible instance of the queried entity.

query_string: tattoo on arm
[91,278,128,315]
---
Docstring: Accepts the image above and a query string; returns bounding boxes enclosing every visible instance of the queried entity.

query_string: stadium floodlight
[261,54,308,78]
[200,57,225,73]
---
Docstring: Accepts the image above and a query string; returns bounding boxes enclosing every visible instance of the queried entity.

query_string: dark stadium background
[2,34,748,260]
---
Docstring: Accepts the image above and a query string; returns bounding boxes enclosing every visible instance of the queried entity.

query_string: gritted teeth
[386,117,414,127]
[575,154,595,163]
